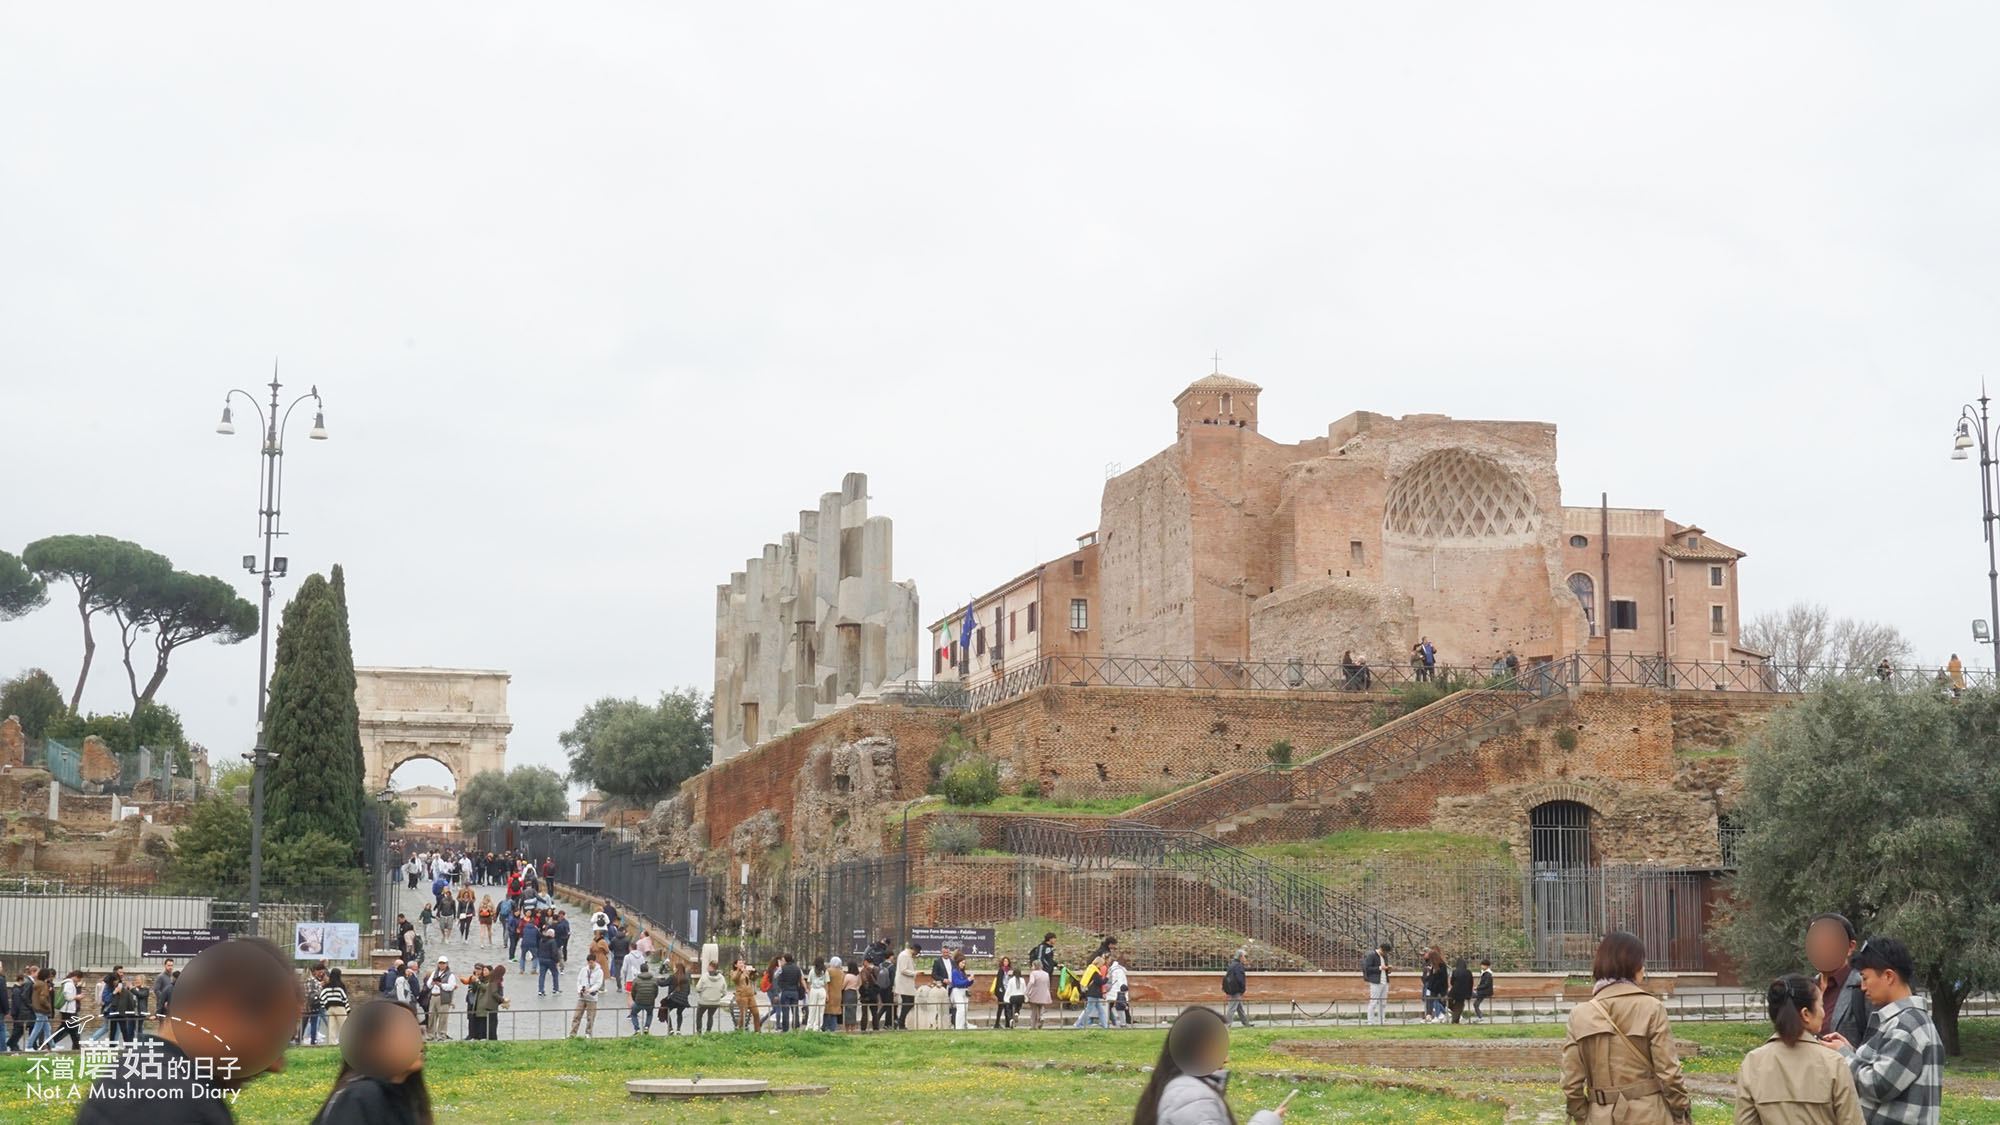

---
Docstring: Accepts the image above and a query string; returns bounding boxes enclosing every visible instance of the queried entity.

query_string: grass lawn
[1243,829,1514,864]
[9,1019,1997,1124]
[975,790,1170,817]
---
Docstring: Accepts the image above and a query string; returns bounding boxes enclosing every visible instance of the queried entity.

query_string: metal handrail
[1000,818,1431,960]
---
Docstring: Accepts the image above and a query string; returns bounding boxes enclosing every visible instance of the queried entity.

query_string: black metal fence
[0,871,371,973]
[787,854,909,966]
[502,822,710,948]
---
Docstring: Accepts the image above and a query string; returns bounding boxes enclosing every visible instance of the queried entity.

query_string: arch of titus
[357,668,512,808]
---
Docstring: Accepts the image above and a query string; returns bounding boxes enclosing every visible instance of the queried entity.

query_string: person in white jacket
[1133,1007,1285,1125]
[569,956,607,1038]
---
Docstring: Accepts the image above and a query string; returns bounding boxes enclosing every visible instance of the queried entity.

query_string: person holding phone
[1131,1005,1286,1124]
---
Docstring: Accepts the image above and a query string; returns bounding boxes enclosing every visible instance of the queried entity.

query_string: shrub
[1554,728,1579,751]
[1019,778,1041,799]
[940,753,1001,806]
[926,816,980,856]
[1266,739,1294,765]
[927,727,979,788]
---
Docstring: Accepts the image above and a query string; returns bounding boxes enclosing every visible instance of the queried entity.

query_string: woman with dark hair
[1422,949,1449,1022]
[1131,1006,1285,1125]
[1560,932,1691,1125]
[309,999,433,1125]
[1735,974,1862,1125]
[472,964,506,1040]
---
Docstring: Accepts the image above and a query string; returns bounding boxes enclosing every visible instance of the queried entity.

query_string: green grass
[11,1019,2000,1124]
[0,1025,1502,1124]
[1245,829,1514,864]
[976,790,1170,816]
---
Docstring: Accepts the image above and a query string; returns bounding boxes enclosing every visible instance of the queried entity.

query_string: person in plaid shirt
[1825,937,1941,1125]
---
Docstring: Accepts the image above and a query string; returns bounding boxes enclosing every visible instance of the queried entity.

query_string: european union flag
[959,601,976,651]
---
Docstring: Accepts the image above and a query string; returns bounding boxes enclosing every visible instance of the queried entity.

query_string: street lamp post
[1951,388,2000,675]
[216,366,327,937]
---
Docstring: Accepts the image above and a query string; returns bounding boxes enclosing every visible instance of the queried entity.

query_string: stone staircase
[1124,662,1575,840]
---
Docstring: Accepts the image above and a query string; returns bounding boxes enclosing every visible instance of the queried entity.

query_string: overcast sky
[5,4,1998,794]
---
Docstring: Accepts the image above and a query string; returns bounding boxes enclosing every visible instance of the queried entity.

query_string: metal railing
[1127,662,1569,831]
[888,651,1991,716]
[999,817,1431,965]
[1566,653,1994,694]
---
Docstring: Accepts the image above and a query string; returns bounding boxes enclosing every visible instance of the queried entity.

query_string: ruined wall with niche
[712,472,920,764]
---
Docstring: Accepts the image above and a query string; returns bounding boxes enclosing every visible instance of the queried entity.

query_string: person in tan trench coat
[1735,973,1862,1125]
[1561,932,1692,1125]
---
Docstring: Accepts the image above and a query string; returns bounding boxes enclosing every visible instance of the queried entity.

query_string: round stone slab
[627,1078,771,1099]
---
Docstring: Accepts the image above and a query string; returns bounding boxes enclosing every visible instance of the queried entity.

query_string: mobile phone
[1279,1088,1300,1111]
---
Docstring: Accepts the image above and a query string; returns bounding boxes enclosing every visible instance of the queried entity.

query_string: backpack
[1056,965,1079,1003]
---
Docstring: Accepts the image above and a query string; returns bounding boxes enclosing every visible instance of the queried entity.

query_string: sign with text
[140,928,229,959]
[293,922,361,961]
[908,926,995,959]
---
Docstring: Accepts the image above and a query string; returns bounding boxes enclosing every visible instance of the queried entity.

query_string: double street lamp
[216,367,327,937]
[1951,388,2000,675]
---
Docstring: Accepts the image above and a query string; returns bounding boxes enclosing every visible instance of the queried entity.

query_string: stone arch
[368,742,472,794]
[1382,448,1540,544]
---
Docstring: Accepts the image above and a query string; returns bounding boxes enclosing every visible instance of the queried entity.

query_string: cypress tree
[262,574,363,857]
[328,565,367,823]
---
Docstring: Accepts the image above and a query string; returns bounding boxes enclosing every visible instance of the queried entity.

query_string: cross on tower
[1211,350,1222,374]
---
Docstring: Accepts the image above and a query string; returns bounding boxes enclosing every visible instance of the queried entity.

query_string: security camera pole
[216,365,328,937]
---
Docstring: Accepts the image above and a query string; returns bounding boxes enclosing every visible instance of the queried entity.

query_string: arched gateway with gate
[356,667,512,825]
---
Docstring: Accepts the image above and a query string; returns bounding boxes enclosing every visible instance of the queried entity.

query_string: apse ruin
[712,472,919,764]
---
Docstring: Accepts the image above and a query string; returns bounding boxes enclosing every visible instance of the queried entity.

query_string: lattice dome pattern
[1382,448,1541,542]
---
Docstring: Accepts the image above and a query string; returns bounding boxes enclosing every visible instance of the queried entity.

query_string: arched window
[1529,799,1598,962]
[1567,573,1596,636]
[1220,392,1233,416]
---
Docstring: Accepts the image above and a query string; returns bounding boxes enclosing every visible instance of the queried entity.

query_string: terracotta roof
[1175,373,1262,397]
[1660,542,1744,562]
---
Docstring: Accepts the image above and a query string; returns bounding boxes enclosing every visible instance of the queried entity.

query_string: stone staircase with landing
[1123,667,1575,844]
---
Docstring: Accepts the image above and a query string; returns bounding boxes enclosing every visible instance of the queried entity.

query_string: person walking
[51,970,84,1050]
[947,952,974,1030]
[1074,955,1111,1029]
[1448,958,1473,1024]
[991,957,1017,1029]
[1131,1006,1287,1125]
[1362,941,1392,1026]
[1560,931,1692,1125]
[5,967,30,1051]
[307,999,434,1125]
[1735,973,1863,1125]
[893,940,922,1030]
[455,888,475,942]
[301,965,328,1046]
[1473,959,1493,1023]
[1003,964,1027,1029]
[1422,948,1449,1022]
[28,968,53,1050]
[321,968,351,1045]
[1221,950,1251,1028]
[693,961,729,1034]
[627,961,659,1035]
[1824,938,1942,1125]
[1805,914,1869,1050]
[536,929,562,999]
[1026,960,1052,1029]
[478,897,496,947]
[568,955,606,1038]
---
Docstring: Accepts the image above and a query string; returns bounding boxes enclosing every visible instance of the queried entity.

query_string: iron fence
[1566,653,1994,694]
[0,871,371,973]
[997,818,1430,965]
[503,823,710,949]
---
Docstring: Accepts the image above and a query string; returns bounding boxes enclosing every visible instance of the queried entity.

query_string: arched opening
[387,755,460,832]
[1566,572,1597,636]
[1528,799,1599,969]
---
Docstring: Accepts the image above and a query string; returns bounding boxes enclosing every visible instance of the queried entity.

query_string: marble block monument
[713,472,919,764]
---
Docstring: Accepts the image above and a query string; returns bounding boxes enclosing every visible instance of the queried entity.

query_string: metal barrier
[504,824,710,949]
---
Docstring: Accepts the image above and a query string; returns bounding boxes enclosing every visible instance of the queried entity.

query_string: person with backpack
[626,961,659,1034]
[1030,932,1058,977]
[1073,954,1111,1029]
[1362,941,1393,1025]
[1222,949,1251,1028]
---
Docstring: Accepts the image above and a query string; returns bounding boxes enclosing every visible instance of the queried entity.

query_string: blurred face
[1806,921,1855,975]
[373,1009,426,1081]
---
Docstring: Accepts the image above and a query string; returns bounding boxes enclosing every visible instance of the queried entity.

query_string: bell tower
[1174,372,1262,437]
